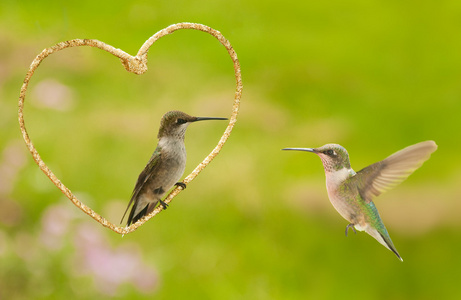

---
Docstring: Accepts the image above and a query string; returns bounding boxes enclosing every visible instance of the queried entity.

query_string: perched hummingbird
[121,110,227,226]
[283,141,437,261]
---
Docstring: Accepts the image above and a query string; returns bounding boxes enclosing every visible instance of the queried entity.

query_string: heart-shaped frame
[18,22,242,235]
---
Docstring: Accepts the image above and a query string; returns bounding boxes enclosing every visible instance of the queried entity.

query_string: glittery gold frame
[18,23,242,235]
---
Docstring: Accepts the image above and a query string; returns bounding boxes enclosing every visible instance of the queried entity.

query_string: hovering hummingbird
[283,141,437,261]
[121,110,227,226]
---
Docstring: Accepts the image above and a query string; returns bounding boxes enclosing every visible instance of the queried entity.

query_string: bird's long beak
[282,148,316,153]
[194,117,228,122]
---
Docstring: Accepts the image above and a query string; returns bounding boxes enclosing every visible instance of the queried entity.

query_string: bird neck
[325,167,356,186]
[157,124,189,140]
[158,136,186,154]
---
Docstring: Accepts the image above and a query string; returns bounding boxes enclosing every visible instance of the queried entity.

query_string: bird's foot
[345,223,356,236]
[175,182,187,189]
[159,200,169,210]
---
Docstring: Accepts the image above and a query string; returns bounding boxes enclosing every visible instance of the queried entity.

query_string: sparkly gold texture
[18,23,242,235]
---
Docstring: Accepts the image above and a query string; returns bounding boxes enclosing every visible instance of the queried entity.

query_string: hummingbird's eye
[326,150,336,156]
[176,118,187,124]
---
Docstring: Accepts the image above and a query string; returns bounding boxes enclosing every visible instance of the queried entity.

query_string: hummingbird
[283,141,437,261]
[121,110,227,226]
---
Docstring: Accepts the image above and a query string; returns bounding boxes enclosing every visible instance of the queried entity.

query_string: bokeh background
[1,1,461,299]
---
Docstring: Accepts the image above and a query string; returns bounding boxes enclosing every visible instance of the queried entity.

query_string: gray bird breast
[155,138,187,194]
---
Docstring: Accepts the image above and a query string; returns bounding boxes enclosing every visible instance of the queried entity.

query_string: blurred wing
[120,147,162,223]
[352,141,437,202]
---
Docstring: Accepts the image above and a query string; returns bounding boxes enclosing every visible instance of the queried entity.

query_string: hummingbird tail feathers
[365,226,403,261]
[127,204,149,226]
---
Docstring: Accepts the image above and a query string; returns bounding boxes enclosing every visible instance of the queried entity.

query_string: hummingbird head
[312,144,351,172]
[282,144,351,172]
[157,110,227,140]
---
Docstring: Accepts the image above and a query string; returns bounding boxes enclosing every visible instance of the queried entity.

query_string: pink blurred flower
[73,222,158,295]
[39,203,75,250]
[32,79,75,111]
[38,203,159,296]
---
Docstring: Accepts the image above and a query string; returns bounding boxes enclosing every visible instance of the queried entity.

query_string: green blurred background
[1,0,461,299]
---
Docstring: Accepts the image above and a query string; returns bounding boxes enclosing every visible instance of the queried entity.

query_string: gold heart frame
[18,23,242,235]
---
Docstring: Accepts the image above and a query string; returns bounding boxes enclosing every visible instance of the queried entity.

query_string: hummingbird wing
[352,140,437,202]
[120,147,162,224]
